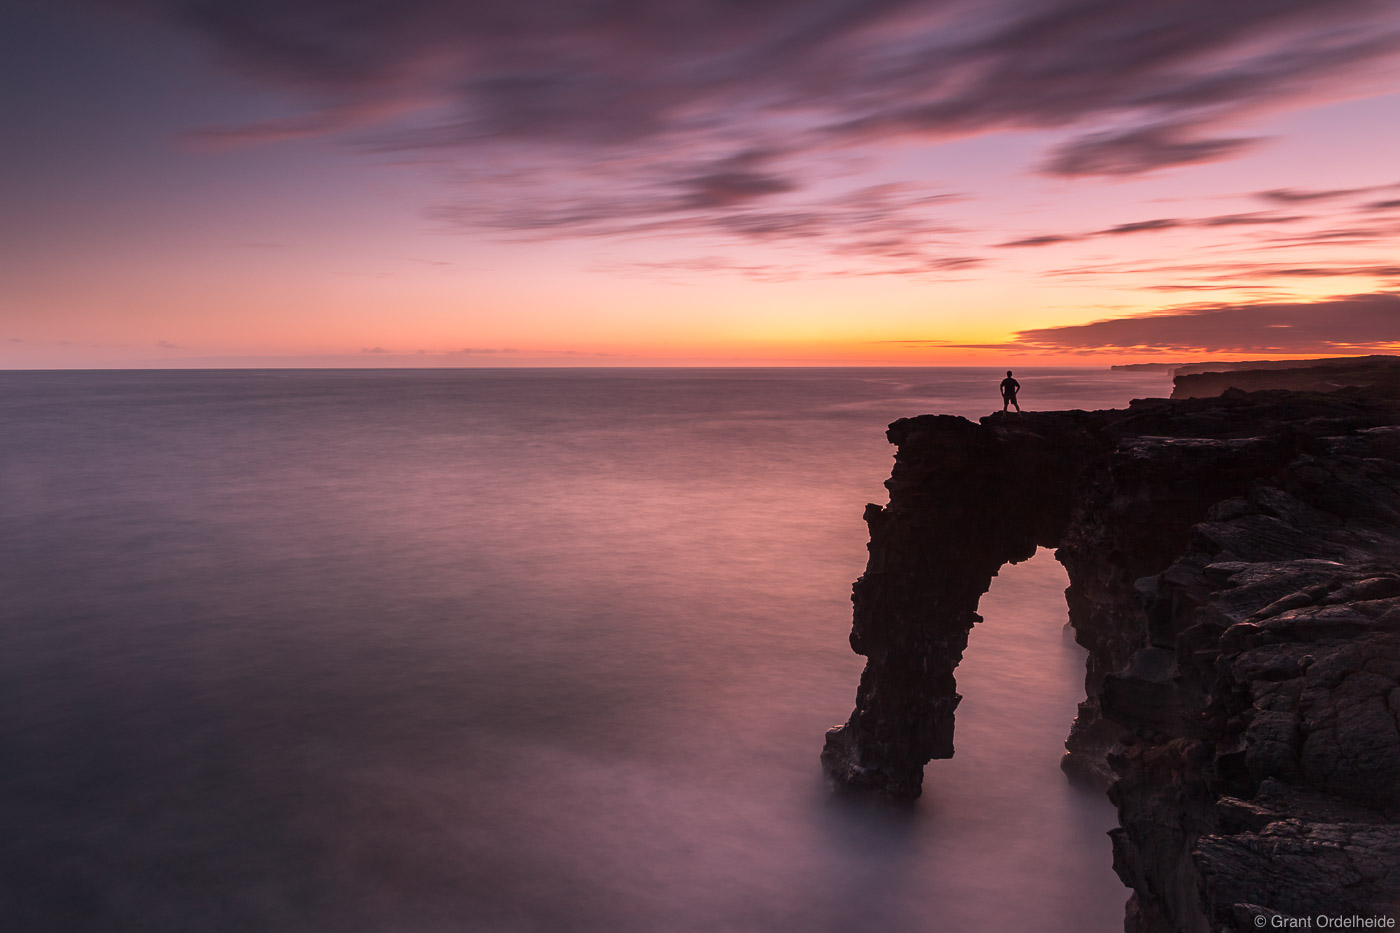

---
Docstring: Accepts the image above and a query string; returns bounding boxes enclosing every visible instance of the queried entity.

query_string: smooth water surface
[0,367,1171,932]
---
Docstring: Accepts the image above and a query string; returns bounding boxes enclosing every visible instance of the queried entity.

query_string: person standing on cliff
[1000,370,1021,412]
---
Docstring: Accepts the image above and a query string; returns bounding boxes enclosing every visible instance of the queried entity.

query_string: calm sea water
[0,367,1171,932]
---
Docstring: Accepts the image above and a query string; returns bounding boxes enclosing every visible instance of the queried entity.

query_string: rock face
[1172,354,1400,378]
[1172,357,1400,399]
[821,387,1400,931]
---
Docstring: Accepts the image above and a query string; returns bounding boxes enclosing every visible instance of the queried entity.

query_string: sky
[3,0,1400,367]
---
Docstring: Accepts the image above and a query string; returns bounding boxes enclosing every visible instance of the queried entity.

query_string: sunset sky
[3,0,1400,367]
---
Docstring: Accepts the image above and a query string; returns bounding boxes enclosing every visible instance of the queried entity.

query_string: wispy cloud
[601,255,797,284]
[109,0,1400,250]
[1255,186,1388,204]
[1039,124,1255,178]
[999,211,1306,248]
[433,179,975,274]
[1043,257,1400,287]
[1008,292,1400,353]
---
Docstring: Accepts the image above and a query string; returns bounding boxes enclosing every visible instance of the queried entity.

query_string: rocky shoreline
[1172,358,1400,399]
[821,387,1400,931]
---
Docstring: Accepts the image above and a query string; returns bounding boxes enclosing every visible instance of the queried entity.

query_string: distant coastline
[1113,354,1400,377]
[1108,362,1185,372]
[1164,355,1400,398]
[1109,355,1400,399]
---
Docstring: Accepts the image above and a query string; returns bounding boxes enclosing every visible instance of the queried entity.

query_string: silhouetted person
[1000,370,1021,412]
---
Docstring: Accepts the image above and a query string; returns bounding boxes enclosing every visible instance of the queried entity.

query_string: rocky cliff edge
[821,387,1400,932]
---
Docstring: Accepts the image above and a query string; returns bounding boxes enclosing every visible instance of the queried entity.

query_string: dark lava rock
[822,386,1400,932]
[1172,356,1400,399]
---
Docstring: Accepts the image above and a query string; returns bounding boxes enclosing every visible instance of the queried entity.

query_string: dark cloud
[450,347,519,355]
[1259,264,1400,278]
[829,1,1397,152]
[1012,292,1400,353]
[1199,212,1307,227]
[1258,226,1400,248]
[1001,234,1083,248]
[156,339,183,349]
[674,150,798,209]
[1256,186,1377,204]
[1364,199,1400,211]
[999,210,1305,248]
[361,346,390,353]
[1041,124,1255,177]
[1101,218,1183,236]
[427,149,816,231]
[679,170,794,209]
[105,0,1400,245]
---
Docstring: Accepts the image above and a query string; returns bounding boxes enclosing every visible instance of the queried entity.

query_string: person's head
[1006,370,1013,377]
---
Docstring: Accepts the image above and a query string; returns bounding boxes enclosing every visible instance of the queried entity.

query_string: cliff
[1173,358,1400,399]
[1173,355,1400,377]
[821,387,1400,932]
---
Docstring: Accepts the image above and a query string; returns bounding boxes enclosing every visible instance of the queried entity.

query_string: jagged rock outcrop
[822,387,1400,932]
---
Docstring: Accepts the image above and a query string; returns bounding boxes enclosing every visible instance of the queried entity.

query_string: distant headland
[1111,354,1400,399]
[1112,354,1400,399]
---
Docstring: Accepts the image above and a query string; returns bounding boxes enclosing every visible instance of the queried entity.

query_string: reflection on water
[0,368,1167,932]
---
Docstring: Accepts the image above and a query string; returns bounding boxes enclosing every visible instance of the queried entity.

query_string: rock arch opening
[820,413,1097,798]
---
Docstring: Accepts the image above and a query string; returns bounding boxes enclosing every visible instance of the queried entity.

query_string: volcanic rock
[822,386,1400,931]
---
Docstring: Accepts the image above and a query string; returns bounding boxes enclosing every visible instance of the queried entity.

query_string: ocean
[0,367,1172,932]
